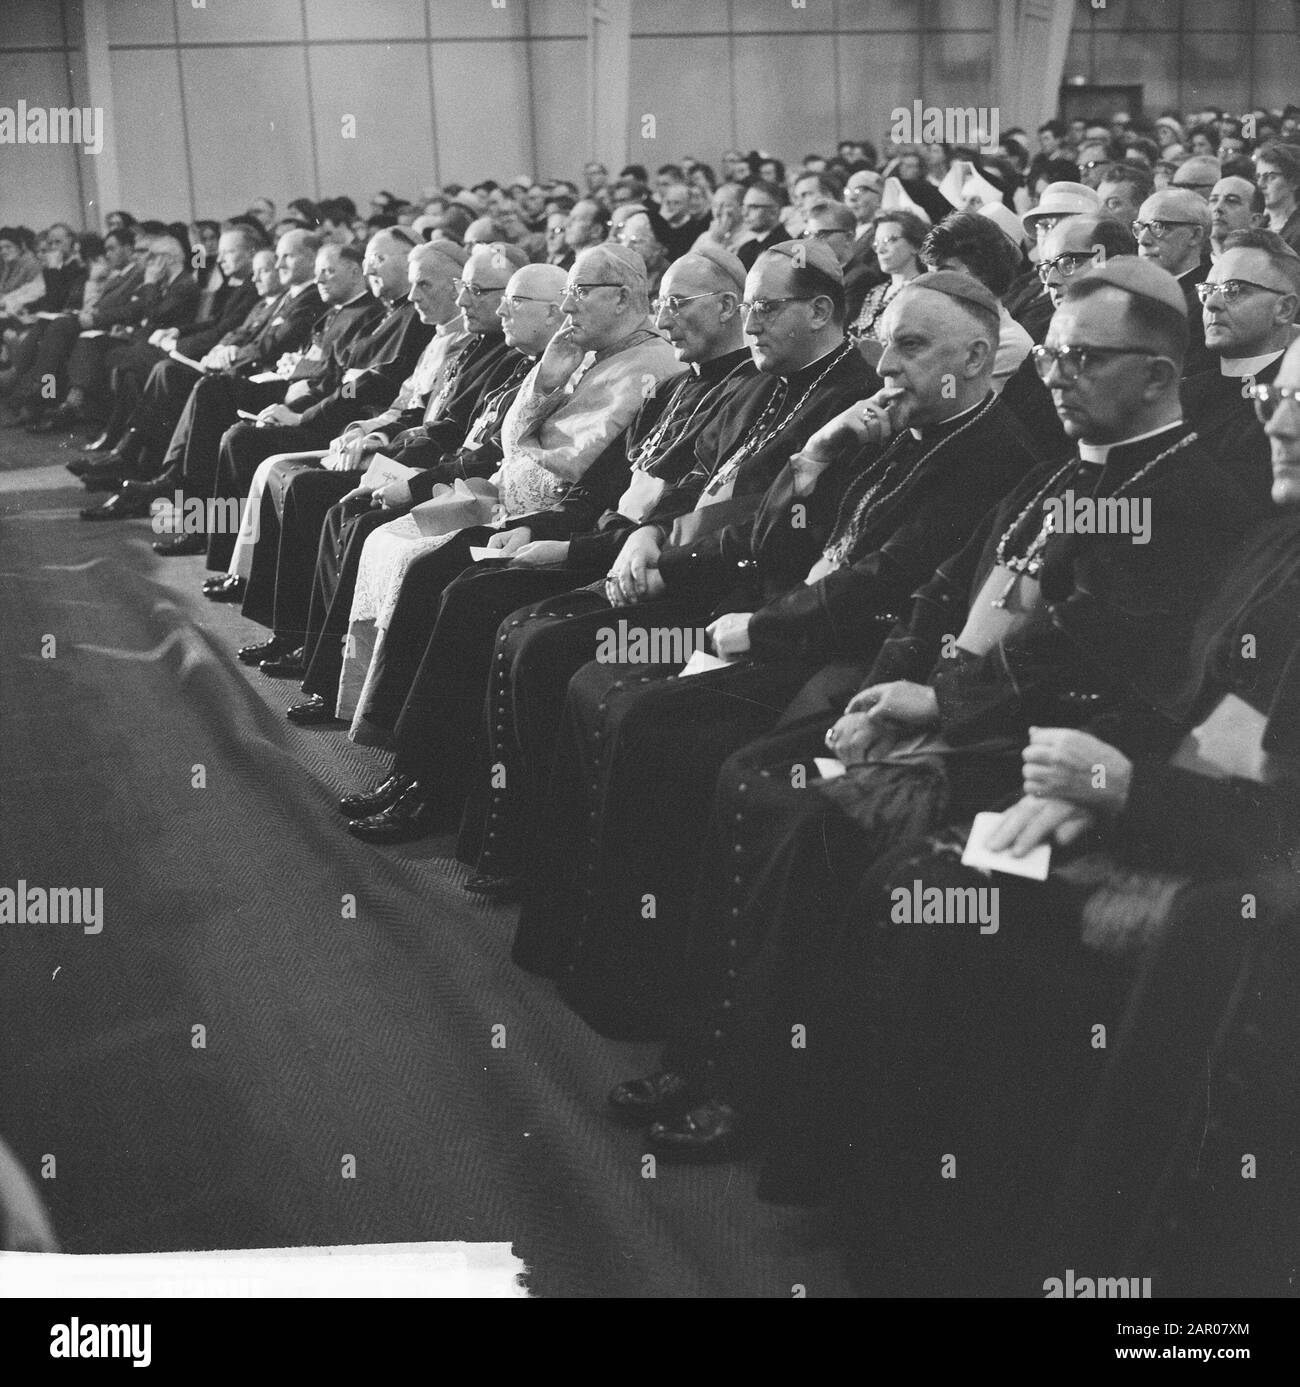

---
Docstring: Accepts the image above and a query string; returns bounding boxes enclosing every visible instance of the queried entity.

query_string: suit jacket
[87,263,147,328]
[176,277,259,359]
[128,270,200,334]
[297,297,434,435]
[230,283,327,369]
[1179,356,1280,496]
[737,227,788,270]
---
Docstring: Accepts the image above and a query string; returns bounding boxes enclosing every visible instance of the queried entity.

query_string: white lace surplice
[336,513,462,731]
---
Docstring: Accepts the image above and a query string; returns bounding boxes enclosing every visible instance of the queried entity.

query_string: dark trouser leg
[552,657,816,1038]
[389,563,599,826]
[126,358,204,471]
[298,500,413,691]
[350,526,498,736]
[167,374,284,489]
[205,421,331,571]
[66,335,112,397]
[258,467,365,644]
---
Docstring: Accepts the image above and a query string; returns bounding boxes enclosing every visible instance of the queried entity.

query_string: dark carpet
[0,424,851,1297]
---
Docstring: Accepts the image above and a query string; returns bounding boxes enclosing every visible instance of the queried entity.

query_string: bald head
[1209,176,1264,253]
[1170,154,1222,200]
[499,263,566,355]
[275,229,319,286]
[653,253,745,364]
[1135,189,1210,275]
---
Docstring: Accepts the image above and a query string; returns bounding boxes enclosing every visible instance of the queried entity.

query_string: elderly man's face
[315,247,362,304]
[1263,340,1300,503]
[103,235,133,271]
[1041,287,1171,442]
[1209,177,1261,247]
[559,250,633,350]
[1134,192,1205,274]
[659,184,691,225]
[363,234,412,300]
[1200,247,1296,357]
[845,173,882,224]
[408,255,459,324]
[793,176,823,210]
[1039,220,1104,308]
[497,269,559,355]
[653,260,733,364]
[276,233,315,287]
[876,288,987,428]
[618,215,666,272]
[565,202,603,251]
[741,188,782,235]
[215,231,252,280]
[455,248,512,333]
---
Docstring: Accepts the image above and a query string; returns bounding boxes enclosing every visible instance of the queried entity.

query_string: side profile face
[875,287,990,427]
[1263,338,1300,504]
[741,254,830,376]
[251,249,278,297]
[407,253,459,325]
[652,257,735,365]
[1200,246,1298,356]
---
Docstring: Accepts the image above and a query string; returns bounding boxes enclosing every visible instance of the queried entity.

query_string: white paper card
[813,757,847,781]
[678,650,730,678]
[361,453,422,489]
[469,546,503,562]
[961,810,1051,881]
[249,370,281,383]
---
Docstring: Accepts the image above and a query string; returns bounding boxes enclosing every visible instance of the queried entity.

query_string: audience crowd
[4,99,1300,1294]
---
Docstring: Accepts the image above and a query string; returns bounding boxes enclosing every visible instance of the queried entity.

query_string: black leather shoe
[285,694,339,725]
[237,635,295,667]
[646,1100,744,1161]
[338,772,416,819]
[463,872,523,901]
[346,784,435,844]
[83,432,115,454]
[260,646,305,678]
[607,1071,693,1122]
[81,469,126,494]
[79,490,154,521]
[152,533,206,557]
[203,574,245,602]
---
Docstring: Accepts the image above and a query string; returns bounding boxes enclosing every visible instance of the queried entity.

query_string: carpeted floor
[0,423,851,1297]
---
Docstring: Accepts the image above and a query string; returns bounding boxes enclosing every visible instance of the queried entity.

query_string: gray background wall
[2,0,1296,229]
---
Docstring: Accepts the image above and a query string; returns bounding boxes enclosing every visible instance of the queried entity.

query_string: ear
[965,335,994,377]
[807,293,836,330]
[1143,353,1182,397]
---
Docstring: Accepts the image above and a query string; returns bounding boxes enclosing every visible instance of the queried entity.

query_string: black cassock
[506,392,1041,1036]
[387,341,875,874]
[756,508,1300,1294]
[527,423,1270,1059]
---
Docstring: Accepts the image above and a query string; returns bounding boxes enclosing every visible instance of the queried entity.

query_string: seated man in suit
[79,233,365,521]
[1133,188,1214,374]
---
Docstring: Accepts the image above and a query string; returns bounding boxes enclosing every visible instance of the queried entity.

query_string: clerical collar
[782,340,846,386]
[696,346,753,381]
[1220,350,1283,377]
[287,280,315,297]
[1078,419,1185,466]
[909,391,994,441]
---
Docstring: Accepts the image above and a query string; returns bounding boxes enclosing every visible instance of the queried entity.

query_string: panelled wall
[2,0,1297,229]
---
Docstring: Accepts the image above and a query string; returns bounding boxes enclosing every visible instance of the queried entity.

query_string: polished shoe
[646,1099,744,1161]
[152,533,206,557]
[81,469,126,494]
[83,432,116,454]
[119,474,173,498]
[463,872,523,902]
[237,635,295,667]
[79,490,154,522]
[285,694,339,726]
[338,772,416,819]
[260,646,305,678]
[203,574,245,602]
[607,1070,692,1122]
[346,784,435,844]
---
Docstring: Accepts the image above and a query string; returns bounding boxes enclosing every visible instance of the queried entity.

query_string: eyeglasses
[742,202,779,213]
[1031,343,1166,383]
[872,235,905,251]
[452,279,504,298]
[1246,382,1300,422]
[1195,278,1292,305]
[1036,251,1099,283]
[1080,160,1108,172]
[739,296,813,321]
[1131,219,1200,239]
[650,290,726,315]
[803,228,849,241]
[562,282,623,300]
[500,294,547,311]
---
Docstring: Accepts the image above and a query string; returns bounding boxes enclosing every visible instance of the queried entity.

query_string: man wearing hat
[1005,182,1102,340]
[609,256,1272,1159]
